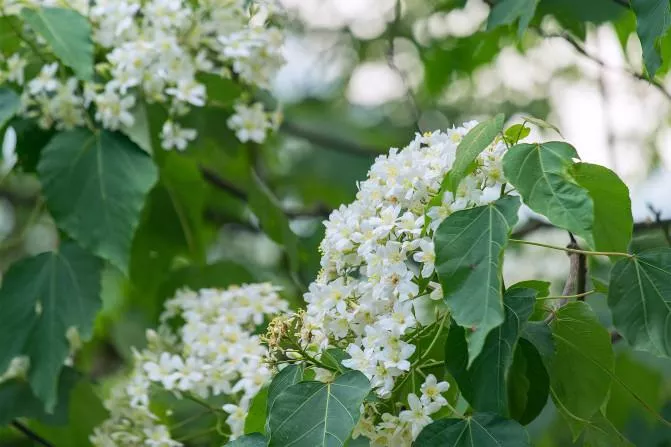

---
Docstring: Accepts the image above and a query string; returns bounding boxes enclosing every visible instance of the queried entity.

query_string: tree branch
[647,203,671,246]
[280,121,385,157]
[10,420,54,447]
[199,166,331,219]
[537,29,671,101]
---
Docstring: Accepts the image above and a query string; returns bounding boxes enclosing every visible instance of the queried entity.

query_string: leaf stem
[536,290,595,301]
[509,239,632,258]
[418,313,448,362]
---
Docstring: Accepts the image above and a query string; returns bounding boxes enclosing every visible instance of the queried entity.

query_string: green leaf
[507,338,549,425]
[31,378,108,447]
[267,371,370,447]
[225,433,267,447]
[38,129,158,273]
[521,321,554,359]
[130,153,207,303]
[21,7,94,80]
[608,248,671,357]
[572,163,633,255]
[606,352,663,429]
[320,348,350,373]
[244,387,268,435]
[0,87,20,128]
[503,124,531,146]
[448,113,504,192]
[414,413,530,446]
[487,0,540,38]
[248,170,299,273]
[548,302,614,437]
[502,142,594,246]
[267,364,304,419]
[435,195,521,364]
[630,0,671,76]
[0,243,102,411]
[0,368,79,425]
[445,287,535,415]
[582,412,634,447]
[509,280,550,298]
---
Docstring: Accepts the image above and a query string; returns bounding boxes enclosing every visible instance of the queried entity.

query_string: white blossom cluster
[0,0,284,147]
[297,121,507,442]
[352,374,451,446]
[91,283,287,446]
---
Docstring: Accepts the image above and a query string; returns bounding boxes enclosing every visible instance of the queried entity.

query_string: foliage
[0,0,671,446]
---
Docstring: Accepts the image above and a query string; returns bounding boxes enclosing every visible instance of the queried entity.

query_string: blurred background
[1,0,671,445]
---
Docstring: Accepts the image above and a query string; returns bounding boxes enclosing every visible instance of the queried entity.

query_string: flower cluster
[354,374,451,446]
[0,0,284,147]
[294,121,507,442]
[91,283,287,446]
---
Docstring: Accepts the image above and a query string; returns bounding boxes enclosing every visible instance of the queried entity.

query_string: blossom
[294,121,509,444]
[420,374,450,407]
[399,394,440,438]
[92,282,287,446]
[4,0,285,144]
[227,102,273,143]
[160,120,197,151]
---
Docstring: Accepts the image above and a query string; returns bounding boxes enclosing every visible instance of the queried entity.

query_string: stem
[509,239,632,258]
[184,394,225,414]
[536,290,595,301]
[10,421,54,447]
[418,313,448,363]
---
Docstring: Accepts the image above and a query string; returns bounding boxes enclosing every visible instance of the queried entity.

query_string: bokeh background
[1,0,671,445]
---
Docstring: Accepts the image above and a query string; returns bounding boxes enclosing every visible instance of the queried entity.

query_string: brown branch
[545,234,586,322]
[647,203,671,246]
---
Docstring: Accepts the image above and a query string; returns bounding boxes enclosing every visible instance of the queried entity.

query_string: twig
[536,290,595,301]
[509,238,632,258]
[10,421,54,447]
[538,29,671,101]
[646,203,671,246]
[280,121,385,157]
[513,216,671,238]
[199,165,331,219]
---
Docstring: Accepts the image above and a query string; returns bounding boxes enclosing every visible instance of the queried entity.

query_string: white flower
[222,404,247,439]
[227,102,271,143]
[399,393,440,438]
[143,425,180,447]
[412,238,436,278]
[160,121,197,151]
[143,352,182,390]
[94,87,136,130]
[165,79,206,107]
[28,63,59,94]
[1,126,17,175]
[6,54,27,85]
[420,374,450,407]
